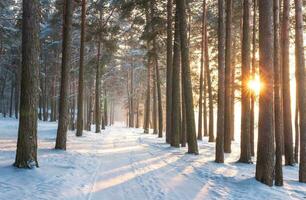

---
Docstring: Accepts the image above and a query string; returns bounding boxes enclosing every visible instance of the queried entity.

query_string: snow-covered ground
[0,118,305,200]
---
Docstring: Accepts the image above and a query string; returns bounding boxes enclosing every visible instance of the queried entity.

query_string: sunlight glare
[248,75,261,95]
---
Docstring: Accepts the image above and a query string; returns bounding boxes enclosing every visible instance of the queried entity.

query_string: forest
[0,0,305,199]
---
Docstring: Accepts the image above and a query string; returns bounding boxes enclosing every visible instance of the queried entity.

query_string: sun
[248,75,261,95]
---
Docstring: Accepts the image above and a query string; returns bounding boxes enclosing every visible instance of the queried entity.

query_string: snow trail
[0,119,305,200]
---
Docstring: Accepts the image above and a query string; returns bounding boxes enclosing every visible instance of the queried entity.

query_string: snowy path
[0,119,306,200]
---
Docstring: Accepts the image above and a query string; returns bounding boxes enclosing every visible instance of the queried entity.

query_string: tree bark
[129,62,134,127]
[95,7,103,133]
[176,0,198,154]
[256,0,275,186]
[55,0,73,150]
[76,0,86,137]
[250,0,257,156]
[152,62,157,134]
[281,0,294,166]
[203,70,208,137]
[143,50,151,133]
[171,6,181,147]
[224,0,233,153]
[166,0,173,144]
[197,0,206,141]
[9,80,14,118]
[295,94,299,163]
[181,65,187,147]
[215,0,226,162]
[43,61,48,121]
[14,0,40,168]
[14,69,20,119]
[274,0,283,186]
[95,41,101,133]
[153,41,163,138]
[239,0,252,163]
[294,0,306,183]
[205,23,214,143]
[230,43,235,141]
[104,89,108,126]
[136,98,140,128]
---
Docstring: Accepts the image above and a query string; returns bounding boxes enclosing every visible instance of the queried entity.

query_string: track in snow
[0,120,305,200]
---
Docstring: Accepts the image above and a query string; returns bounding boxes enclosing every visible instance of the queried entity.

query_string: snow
[0,118,305,200]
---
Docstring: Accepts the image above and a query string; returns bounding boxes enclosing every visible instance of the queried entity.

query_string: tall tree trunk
[43,62,48,121]
[166,0,173,143]
[104,89,108,126]
[76,0,86,137]
[109,99,112,126]
[281,0,294,165]
[181,63,187,147]
[38,96,42,120]
[256,0,275,186]
[177,0,198,154]
[14,0,40,168]
[171,6,181,147]
[215,0,226,162]
[203,10,208,138]
[136,98,139,128]
[55,0,73,150]
[101,88,106,130]
[224,0,233,153]
[203,71,208,137]
[295,94,299,162]
[111,100,115,125]
[143,46,151,133]
[250,0,257,156]
[129,63,134,127]
[230,41,236,141]
[153,41,163,138]
[239,0,252,163]
[294,3,299,154]
[274,0,283,186]
[294,0,306,183]
[152,63,157,134]
[9,80,14,118]
[14,69,20,119]
[197,0,205,141]
[202,2,208,138]
[95,41,101,133]
[86,90,93,131]
[71,72,76,130]
[50,77,56,122]
[205,23,214,142]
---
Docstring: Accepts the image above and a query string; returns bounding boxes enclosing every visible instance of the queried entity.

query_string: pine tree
[274,0,283,186]
[177,0,198,154]
[239,0,252,163]
[166,0,173,144]
[224,0,232,153]
[205,19,214,143]
[153,40,163,138]
[171,4,181,148]
[215,0,225,162]
[95,41,101,133]
[14,0,40,168]
[143,46,151,134]
[76,0,87,137]
[256,0,275,186]
[281,0,294,166]
[197,0,205,140]
[250,0,257,156]
[56,0,73,149]
[294,0,306,183]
